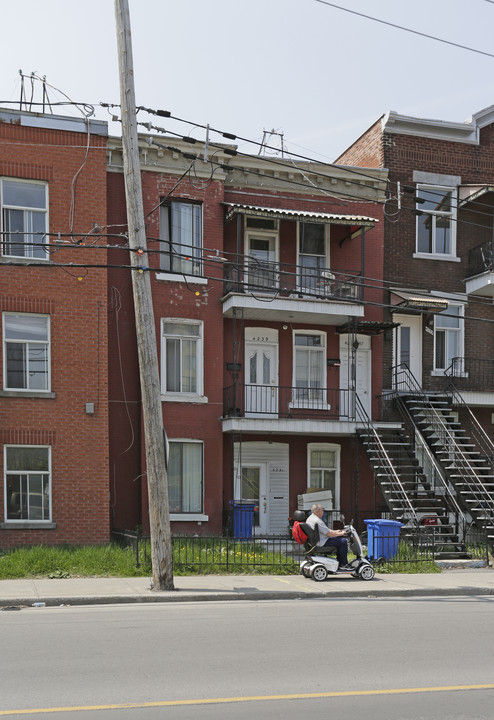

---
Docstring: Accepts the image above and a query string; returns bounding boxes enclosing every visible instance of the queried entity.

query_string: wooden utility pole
[114,0,174,590]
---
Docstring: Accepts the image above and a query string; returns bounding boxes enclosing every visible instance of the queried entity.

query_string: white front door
[245,339,278,416]
[339,334,372,418]
[393,314,422,386]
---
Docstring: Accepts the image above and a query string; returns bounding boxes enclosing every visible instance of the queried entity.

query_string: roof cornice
[381,109,490,145]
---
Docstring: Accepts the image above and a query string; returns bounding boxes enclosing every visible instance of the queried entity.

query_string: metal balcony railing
[223,384,356,421]
[467,241,494,277]
[223,260,363,302]
[446,357,494,392]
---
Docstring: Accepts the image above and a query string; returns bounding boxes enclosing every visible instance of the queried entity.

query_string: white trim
[4,444,52,523]
[161,318,204,398]
[170,514,209,522]
[168,438,204,515]
[296,221,330,293]
[155,273,208,284]
[415,184,457,258]
[292,329,327,409]
[0,178,49,260]
[3,312,51,392]
[307,442,341,509]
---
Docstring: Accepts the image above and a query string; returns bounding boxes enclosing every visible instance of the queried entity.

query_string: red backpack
[292,520,308,545]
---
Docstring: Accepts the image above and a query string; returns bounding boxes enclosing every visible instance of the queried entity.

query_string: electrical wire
[312,0,494,59]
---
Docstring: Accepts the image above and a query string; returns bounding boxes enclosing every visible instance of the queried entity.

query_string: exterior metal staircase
[392,364,494,550]
[356,397,469,558]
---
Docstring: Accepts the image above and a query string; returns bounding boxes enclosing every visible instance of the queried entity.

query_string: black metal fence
[112,526,490,572]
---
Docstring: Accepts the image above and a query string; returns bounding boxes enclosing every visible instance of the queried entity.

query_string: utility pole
[114,0,174,590]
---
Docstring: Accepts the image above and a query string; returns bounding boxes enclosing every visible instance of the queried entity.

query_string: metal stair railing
[392,364,494,529]
[382,390,468,536]
[445,362,494,466]
[355,394,419,526]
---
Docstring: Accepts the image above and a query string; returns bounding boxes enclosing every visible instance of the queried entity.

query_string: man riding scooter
[305,503,353,571]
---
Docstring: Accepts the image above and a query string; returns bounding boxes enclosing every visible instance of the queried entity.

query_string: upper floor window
[160,201,202,276]
[1,179,48,259]
[416,185,456,257]
[161,319,203,398]
[245,215,279,291]
[434,304,464,373]
[298,222,328,293]
[3,313,50,391]
[293,331,326,406]
[4,445,51,522]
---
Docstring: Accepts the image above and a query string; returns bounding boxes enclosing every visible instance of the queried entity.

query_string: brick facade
[0,111,109,548]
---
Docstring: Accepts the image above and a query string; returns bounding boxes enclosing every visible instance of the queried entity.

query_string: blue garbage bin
[365,519,403,560]
[230,500,256,538]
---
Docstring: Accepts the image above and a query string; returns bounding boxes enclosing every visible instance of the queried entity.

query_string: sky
[1,0,493,163]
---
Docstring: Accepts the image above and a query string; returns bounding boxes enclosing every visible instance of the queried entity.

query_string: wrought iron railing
[223,260,363,301]
[223,384,356,420]
[468,241,493,276]
[446,357,494,392]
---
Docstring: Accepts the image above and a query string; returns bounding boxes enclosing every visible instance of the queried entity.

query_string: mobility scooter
[292,510,375,582]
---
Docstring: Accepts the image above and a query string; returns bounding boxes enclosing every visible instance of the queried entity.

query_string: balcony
[221,261,364,326]
[223,383,356,422]
[465,242,494,297]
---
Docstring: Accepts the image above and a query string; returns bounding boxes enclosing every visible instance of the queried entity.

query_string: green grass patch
[0,544,152,579]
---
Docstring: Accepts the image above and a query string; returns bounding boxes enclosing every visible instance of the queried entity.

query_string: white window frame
[414,184,457,260]
[3,313,51,392]
[158,200,203,280]
[168,439,207,519]
[0,178,49,260]
[161,318,205,402]
[244,224,280,291]
[307,442,340,509]
[297,221,330,294]
[292,330,328,409]
[4,444,52,523]
[432,303,464,375]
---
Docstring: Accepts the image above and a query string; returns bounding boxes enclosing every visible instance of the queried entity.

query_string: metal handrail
[382,391,467,529]
[392,364,494,524]
[355,394,419,525]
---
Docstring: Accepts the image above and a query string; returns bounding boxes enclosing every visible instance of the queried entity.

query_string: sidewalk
[1,566,494,607]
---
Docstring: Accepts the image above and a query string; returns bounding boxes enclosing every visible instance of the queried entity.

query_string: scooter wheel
[311,564,328,582]
[302,565,311,578]
[358,564,375,581]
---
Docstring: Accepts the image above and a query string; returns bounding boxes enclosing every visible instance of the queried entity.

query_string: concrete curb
[3,586,494,608]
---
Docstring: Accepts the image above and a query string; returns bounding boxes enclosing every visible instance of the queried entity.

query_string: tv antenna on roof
[18,71,53,114]
[258,128,285,157]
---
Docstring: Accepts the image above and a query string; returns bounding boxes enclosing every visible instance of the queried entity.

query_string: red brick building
[107,134,389,536]
[0,108,110,548]
[336,106,494,543]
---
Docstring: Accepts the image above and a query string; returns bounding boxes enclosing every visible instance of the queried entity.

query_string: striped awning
[390,290,448,312]
[224,203,378,227]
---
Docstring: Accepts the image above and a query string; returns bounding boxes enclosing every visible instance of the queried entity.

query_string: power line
[312,0,494,59]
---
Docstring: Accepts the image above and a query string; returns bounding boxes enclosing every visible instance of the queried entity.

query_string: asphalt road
[1,596,494,719]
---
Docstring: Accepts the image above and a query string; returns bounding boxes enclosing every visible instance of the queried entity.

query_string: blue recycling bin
[230,500,256,538]
[365,519,403,560]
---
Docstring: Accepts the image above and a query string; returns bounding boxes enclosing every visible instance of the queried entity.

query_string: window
[4,445,51,521]
[161,319,203,397]
[416,185,455,257]
[3,313,50,391]
[1,179,48,259]
[298,222,328,293]
[308,443,340,508]
[293,331,326,405]
[434,304,463,372]
[168,441,203,514]
[160,201,202,276]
